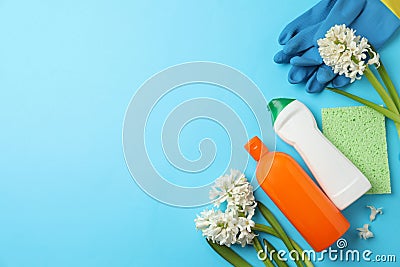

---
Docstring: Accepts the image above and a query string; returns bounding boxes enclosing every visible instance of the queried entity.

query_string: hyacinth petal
[367,205,383,222]
[356,224,374,240]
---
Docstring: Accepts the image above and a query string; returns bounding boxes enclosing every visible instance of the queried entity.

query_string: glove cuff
[381,0,400,19]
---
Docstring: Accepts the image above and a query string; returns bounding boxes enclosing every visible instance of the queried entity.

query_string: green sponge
[321,106,391,194]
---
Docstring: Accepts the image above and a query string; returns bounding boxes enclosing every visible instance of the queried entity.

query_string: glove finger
[279,0,337,45]
[288,65,318,84]
[314,0,367,41]
[273,50,292,64]
[316,65,336,83]
[332,75,351,88]
[290,47,323,66]
[306,72,328,93]
[283,22,321,56]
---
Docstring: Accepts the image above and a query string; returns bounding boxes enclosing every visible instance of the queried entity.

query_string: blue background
[0,0,399,266]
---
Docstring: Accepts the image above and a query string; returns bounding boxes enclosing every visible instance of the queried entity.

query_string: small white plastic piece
[367,205,383,222]
[357,224,374,240]
[273,100,371,210]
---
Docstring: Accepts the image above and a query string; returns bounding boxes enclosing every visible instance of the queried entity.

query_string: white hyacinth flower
[210,169,257,218]
[366,205,383,222]
[228,180,257,216]
[357,224,374,240]
[195,209,239,247]
[209,169,246,207]
[195,170,257,247]
[318,24,380,83]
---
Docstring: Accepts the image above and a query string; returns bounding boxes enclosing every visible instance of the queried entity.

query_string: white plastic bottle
[268,98,371,210]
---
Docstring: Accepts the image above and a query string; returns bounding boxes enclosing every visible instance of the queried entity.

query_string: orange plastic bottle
[244,136,350,252]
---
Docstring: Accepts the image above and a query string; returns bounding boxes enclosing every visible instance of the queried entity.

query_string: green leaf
[253,237,274,267]
[252,224,314,267]
[256,202,303,267]
[263,239,289,267]
[326,87,400,123]
[206,239,252,267]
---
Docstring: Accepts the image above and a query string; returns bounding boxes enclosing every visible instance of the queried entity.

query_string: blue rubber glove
[293,0,400,92]
[275,0,367,92]
[276,0,400,93]
[278,0,367,91]
[274,0,365,64]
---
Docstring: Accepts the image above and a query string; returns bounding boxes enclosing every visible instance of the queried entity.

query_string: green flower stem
[369,46,400,112]
[256,202,304,267]
[263,239,290,267]
[253,224,314,267]
[364,66,398,114]
[206,239,252,267]
[327,87,400,138]
[377,61,400,112]
[326,88,400,123]
[253,237,274,267]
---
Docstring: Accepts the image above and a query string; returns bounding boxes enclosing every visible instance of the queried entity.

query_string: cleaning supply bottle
[244,136,349,252]
[268,98,371,210]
